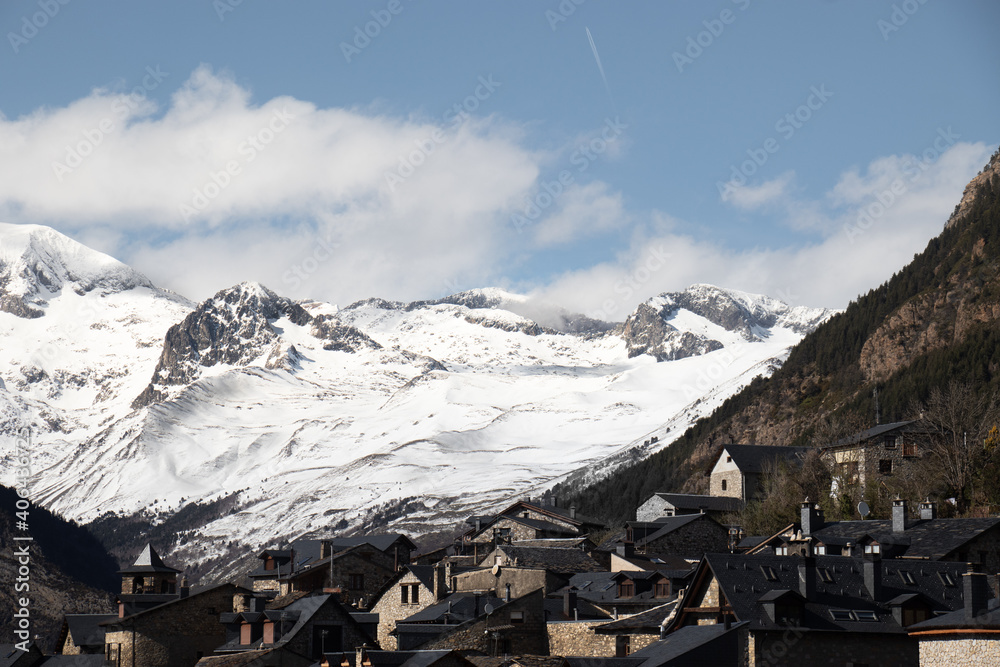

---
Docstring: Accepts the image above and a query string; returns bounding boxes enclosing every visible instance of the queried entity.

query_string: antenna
[858,501,870,519]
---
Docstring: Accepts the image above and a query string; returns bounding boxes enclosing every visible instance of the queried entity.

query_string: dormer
[759,589,804,626]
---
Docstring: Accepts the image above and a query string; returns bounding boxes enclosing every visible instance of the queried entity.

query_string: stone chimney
[179,576,190,599]
[800,500,824,537]
[570,505,577,520]
[433,563,448,601]
[563,590,577,618]
[798,557,815,599]
[863,556,882,601]
[320,540,332,559]
[617,543,635,557]
[964,569,990,620]
[892,498,908,533]
[919,499,937,520]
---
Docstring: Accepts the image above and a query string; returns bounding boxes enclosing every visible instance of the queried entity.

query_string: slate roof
[629,514,715,547]
[564,659,645,667]
[719,445,811,474]
[41,658,107,666]
[328,534,418,553]
[196,650,277,666]
[118,543,181,574]
[909,598,1000,632]
[826,420,919,448]
[398,592,505,624]
[612,552,694,573]
[542,597,611,622]
[361,650,473,667]
[513,537,594,549]
[629,622,748,667]
[650,493,743,513]
[64,613,116,647]
[672,553,979,634]
[495,501,604,528]
[102,583,249,626]
[594,600,678,633]
[494,546,604,574]
[809,517,1000,560]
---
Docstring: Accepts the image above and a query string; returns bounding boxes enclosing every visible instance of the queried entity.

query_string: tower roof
[118,544,181,574]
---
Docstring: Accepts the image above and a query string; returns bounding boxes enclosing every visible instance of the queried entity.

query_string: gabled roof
[809,517,1000,560]
[717,445,811,474]
[594,600,678,633]
[102,583,250,625]
[399,591,506,624]
[909,598,1000,633]
[670,553,979,634]
[494,500,603,528]
[492,545,604,574]
[361,649,476,667]
[62,614,116,647]
[648,493,743,513]
[327,534,418,553]
[631,514,718,546]
[471,514,581,541]
[118,543,181,574]
[825,420,920,449]
[628,622,748,667]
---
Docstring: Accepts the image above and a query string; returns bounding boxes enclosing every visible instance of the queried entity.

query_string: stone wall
[369,571,436,650]
[103,584,240,667]
[709,470,743,500]
[919,636,1000,666]
[280,596,373,660]
[636,496,670,522]
[285,550,396,607]
[547,621,616,657]
[452,567,558,598]
[643,517,729,560]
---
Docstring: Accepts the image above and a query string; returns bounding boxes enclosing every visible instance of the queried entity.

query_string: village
[6,420,1000,667]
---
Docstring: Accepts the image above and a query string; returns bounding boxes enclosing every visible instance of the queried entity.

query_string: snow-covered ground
[0,223,835,568]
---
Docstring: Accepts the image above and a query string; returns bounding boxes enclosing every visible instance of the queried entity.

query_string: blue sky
[0,0,997,318]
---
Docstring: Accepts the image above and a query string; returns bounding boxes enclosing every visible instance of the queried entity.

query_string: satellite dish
[484,603,494,615]
[492,564,502,576]
[858,501,870,519]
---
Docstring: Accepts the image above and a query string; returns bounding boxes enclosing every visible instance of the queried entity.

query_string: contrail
[586,27,616,111]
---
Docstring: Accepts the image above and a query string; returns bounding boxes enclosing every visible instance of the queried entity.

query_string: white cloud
[726,172,794,211]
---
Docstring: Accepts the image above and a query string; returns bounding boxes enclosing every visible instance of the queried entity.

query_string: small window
[775,546,788,556]
[655,581,671,598]
[830,609,853,621]
[815,545,827,555]
[401,585,409,604]
[510,610,524,624]
[760,565,779,582]
[721,479,728,491]
[879,459,893,475]
[865,544,881,555]
[818,568,835,584]
[853,610,877,622]
[349,574,365,590]
[899,570,916,586]
[903,607,930,626]
[884,436,897,450]
[903,442,918,457]
[411,584,419,604]
[618,581,635,598]
[938,572,956,587]
[726,456,732,463]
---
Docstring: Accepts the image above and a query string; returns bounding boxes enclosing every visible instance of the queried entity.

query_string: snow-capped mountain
[0,224,836,578]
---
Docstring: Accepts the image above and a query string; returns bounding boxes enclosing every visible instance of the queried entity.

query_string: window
[775,545,788,556]
[615,636,631,657]
[240,622,252,645]
[938,572,956,587]
[726,456,732,463]
[349,574,365,590]
[884,436,897,449]
[401,585,409,604]
[864,544,881,555]
[879,459,893,475]
[818,568,835,584]
[775,603,800,626]
[760,565,779,582]
[816,545,827,555]
[830,609,853,621]
[903,441,918,457]
[899,570,916,586]
[265,557,275,571]
[410,584,419,604]
[510,610,524,624]
[618,581,635,598]
[263,621,275,644]
[655,581,671,598]
[853,610,877,622]
[902,607,930,626]
[721,479,728,491]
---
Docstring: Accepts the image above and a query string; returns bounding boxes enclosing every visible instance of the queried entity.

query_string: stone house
[115,543,183,616]
[751,499,1000,573]
[593,601,679,657]
[394,592,506,651]
[203,592,375,664]
[368,565,444,650]
[461,501,604,561]
[666,551,985,666]
[909,571,1000,666]
[276,543,398,607]
[635,493,741,522]
[621,514,730,560]
[54,614,116,655]
[419,589,549,657]
[102,582,250,667]
[820,420,924,489]
[709,444,810,502]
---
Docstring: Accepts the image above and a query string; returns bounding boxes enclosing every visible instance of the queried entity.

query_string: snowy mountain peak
[0,223,153,318]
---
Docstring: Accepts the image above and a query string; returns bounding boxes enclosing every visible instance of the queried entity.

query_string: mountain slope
[561,147,1000,523]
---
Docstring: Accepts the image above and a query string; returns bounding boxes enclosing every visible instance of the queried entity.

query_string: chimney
[180,576,190,599]
[964,568,990,620]
[919,499,937,520]
[433,563,448,600]
[863,557,882,601]
[570,505,577,520]
[505,583,511,602]
[800,500,824,537]
[552,495,559,508]
[563,590,577,618]
[475,518,482,532]
[320,540,332,559]
[617,543,635,557]
[892,498,908,533]
[798,557,815,599]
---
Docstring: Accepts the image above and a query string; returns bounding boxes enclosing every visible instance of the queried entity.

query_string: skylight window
[899,571,916,586]
[818,568,835,584]
[760,565,779,582]
[830,609,878,622]
[938,572,956,587]
[830,610,853,621]
[853,610,878,622]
